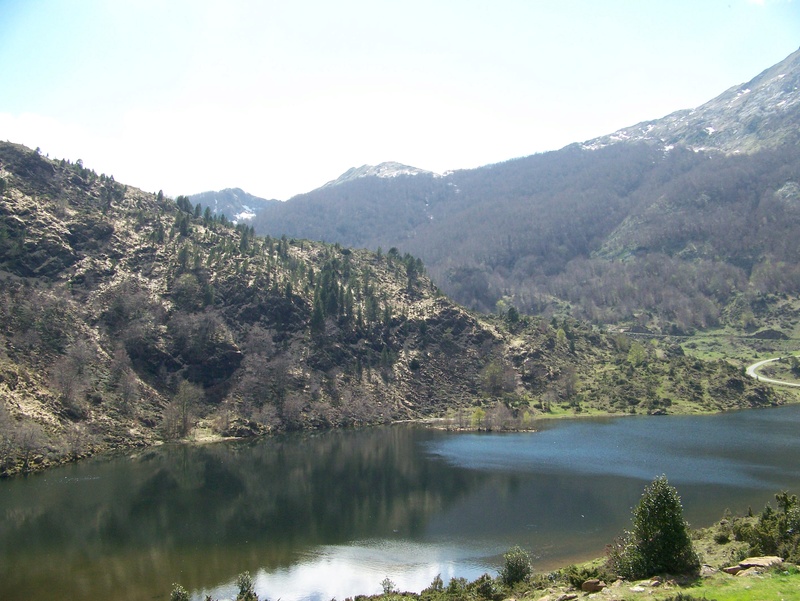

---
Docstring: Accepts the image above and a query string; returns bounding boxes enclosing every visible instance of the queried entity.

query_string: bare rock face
[0,195,79,277]
[738,556,784,568]
[723,555,783,575]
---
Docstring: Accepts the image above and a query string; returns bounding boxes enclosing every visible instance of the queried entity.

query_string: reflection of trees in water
[5,410,800,601]
[0,426,487,601]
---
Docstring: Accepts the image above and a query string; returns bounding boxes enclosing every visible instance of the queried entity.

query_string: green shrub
[561,564,607,588]
[732,520,754,542]
[471,574,501,600]
[713,530,730,544]
[499,545,532,585]
[421,574,443,594]
[170,584,190,601]
[446,577,468,595]
[236,571,257,601]
[381,577,397,595]
[607,475,700,579]
[737,491,800,562]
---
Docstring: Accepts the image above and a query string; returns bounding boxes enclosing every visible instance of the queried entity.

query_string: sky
[0,1,798,200]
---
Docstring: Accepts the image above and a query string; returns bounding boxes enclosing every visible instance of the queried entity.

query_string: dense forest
[253,142,800,332]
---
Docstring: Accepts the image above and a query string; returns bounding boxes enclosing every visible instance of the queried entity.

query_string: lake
[2,405,800,601]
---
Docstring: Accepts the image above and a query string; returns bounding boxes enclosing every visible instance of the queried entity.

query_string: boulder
[723,555,783,576]
[581,579,606,593]
[736,567,764,577]
[738,556,783,569]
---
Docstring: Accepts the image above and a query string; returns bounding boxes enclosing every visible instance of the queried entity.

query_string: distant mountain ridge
[190,163,438,216]
[252,48,800,333]
[188,187,278,222]
[321,162,441,188]
[583,47,800,153]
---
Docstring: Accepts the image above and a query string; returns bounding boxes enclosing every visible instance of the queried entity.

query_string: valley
[1,41,800,601]
[3,135,795,479]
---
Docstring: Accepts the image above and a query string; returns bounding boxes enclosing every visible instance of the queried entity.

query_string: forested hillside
[0,142,784,476]
[252,49,800,333]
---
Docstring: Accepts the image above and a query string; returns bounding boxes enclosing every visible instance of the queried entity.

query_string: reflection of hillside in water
[0,426,487,601]
[3,406,800,601]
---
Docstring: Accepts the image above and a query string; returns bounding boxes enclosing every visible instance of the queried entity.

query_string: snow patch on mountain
[322,162,441,188]
[188,187,277,222]
[580,47,800,155]
[234,206,257,222]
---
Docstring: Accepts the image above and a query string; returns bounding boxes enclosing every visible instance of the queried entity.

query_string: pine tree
[608,475,700,579]
[310,293,325,336]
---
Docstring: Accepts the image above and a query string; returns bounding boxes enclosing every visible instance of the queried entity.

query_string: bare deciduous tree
[0,404,16,470]
[15,422,46,472]
[63,422,92,457]
[118,369,139,413]
[50,355,86,417]
[161,379,203,439]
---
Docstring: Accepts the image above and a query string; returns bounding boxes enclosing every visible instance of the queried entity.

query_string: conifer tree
[608,475,700,579]
[310,294,325,335]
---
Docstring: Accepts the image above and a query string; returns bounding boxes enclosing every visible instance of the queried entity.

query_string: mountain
[583,47,800,154]
[321,161,441,188]
[252,162,451,249]
[252,48,800,333]
[188,187,278,222]
[1,142,781,476]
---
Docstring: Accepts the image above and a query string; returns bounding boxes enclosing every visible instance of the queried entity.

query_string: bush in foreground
[734,491,800,562]
[607,475,700,579]
[499,545,532,585]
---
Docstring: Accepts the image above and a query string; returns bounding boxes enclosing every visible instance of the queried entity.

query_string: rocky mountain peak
[321,162,440,189]
[582,47,800,154]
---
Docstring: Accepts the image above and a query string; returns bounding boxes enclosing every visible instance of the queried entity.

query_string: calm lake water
[2,405,800,601]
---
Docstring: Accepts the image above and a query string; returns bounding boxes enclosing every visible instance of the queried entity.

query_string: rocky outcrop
[722,555,783,576]
[580,578,606,592]
[0,196,79,277]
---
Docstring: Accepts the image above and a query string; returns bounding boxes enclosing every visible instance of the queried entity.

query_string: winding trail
[745,355,800,387]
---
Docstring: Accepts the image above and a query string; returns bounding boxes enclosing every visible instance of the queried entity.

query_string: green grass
[758,355,800,383]
[522,560,800,601]
[680,568,800,601]
[681,331,797,364]
[575,572,800,601]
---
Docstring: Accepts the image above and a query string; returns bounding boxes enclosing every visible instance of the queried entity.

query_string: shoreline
[5,395,800,479]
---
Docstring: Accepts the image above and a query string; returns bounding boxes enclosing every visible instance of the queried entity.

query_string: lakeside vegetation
[170,480,800,601]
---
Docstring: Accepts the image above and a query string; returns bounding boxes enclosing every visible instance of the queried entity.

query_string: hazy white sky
[1,0,798,199]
